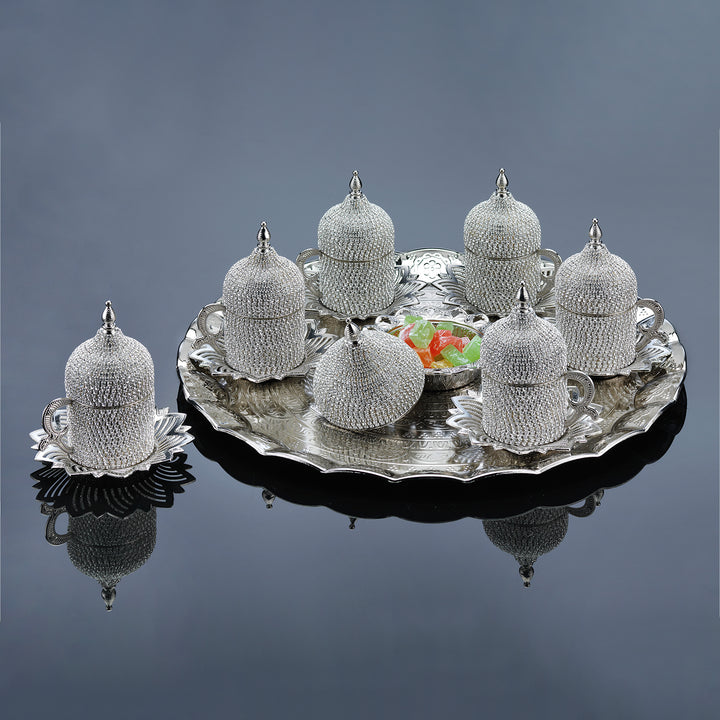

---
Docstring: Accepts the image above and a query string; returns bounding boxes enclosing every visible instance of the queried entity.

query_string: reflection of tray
[177,248,687,482]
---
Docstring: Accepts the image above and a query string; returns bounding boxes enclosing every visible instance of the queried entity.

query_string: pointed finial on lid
[496,168,509,196]
[519,565,534,588]
[588,218,603,246]
[257,221,271,252]
[345,319,362,346]
[349,170,363,197]
[516,282,531,311]
[101,585,116,611]
[102,300,116,334]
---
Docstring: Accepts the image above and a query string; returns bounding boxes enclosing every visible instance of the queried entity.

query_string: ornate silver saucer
[433,253,557,317]
[300,254,426,321]
[447,394,603,456]
[590,309,672,377]
[30,408,193,478]
[177,248,686,482]
[191,315,337,383]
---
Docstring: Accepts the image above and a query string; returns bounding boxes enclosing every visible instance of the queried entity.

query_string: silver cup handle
[195,302,226,350]
[41,503,71,545]
[635,298,666,351]
[565,369,596,426]
[39,397,73,454]
[536,248,563,304]
[295,248,322,295]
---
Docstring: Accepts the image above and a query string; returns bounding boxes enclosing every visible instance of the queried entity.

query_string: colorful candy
[397,318,482,369]
[408,319,435,349]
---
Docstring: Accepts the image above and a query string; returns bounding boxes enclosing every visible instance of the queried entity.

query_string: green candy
[409,319,435,348]
[440,345,466,367]
[403,315,423,326]
[435,321,455,332]
[462,335,482,363]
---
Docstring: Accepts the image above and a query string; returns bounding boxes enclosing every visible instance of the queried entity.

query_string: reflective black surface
[2,3,719,718]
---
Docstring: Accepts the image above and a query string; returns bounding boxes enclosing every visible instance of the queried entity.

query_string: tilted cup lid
[317,171,395,262]
[64,302,154,407]
[464,168,541,258]
[313,320,424,430]
[555,219,638,315]
[480,284,567,385]
[223,222,305,319]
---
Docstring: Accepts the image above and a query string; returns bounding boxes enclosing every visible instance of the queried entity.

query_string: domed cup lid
[64,302,154,407]
[555,218,638,316]
[480,284,567,385]
[317,171,395,262]
[464,168,542,258]
[222,222,305,319]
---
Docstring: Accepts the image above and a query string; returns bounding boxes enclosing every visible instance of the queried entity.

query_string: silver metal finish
[555,219,666,375]
[221,222,307,377]
[476,284,596,447]
[463,169,561,315]
[434,253,558,318]
[178,248,686,482]
[298,258,426,321]
[446,393,602,455]
[192,313,337,383]
[31,408,193,478]
[297,171,396,317]
[41,301,156,470]
[311,320,425,430]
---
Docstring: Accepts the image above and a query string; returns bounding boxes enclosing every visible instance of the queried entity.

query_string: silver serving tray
[177,248,687,482]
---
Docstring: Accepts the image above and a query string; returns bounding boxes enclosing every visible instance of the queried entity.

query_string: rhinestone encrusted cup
[317,172,396,317]
[479,286,569,447]
[222,223,306,377]
[64,303,156,469]
[555,219,638,375]
[464,169,542,316]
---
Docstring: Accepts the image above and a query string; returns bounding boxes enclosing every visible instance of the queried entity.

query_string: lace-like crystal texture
[222,230,306,376]
[64,324,155,469]
[313,324,424,430]
[555,226,638,374]
[317,180,395,316]
[464,174,542,315]
[480,296,569,446]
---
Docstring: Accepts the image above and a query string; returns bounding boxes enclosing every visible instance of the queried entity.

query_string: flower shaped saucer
[447,394,602,456]
[300,258,426,321]
[190,317,338,383]
[433,260,557,318]
[30,408,193,478]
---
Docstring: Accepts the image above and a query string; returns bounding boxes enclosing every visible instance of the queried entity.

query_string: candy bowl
[381,316,485,392]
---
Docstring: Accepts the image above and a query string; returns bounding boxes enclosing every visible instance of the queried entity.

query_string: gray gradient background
[1,1,719,718]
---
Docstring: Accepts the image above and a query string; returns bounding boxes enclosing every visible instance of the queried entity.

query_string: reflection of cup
[42,504,156,610]
[41,302,156,470]
[555,219,665,376]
